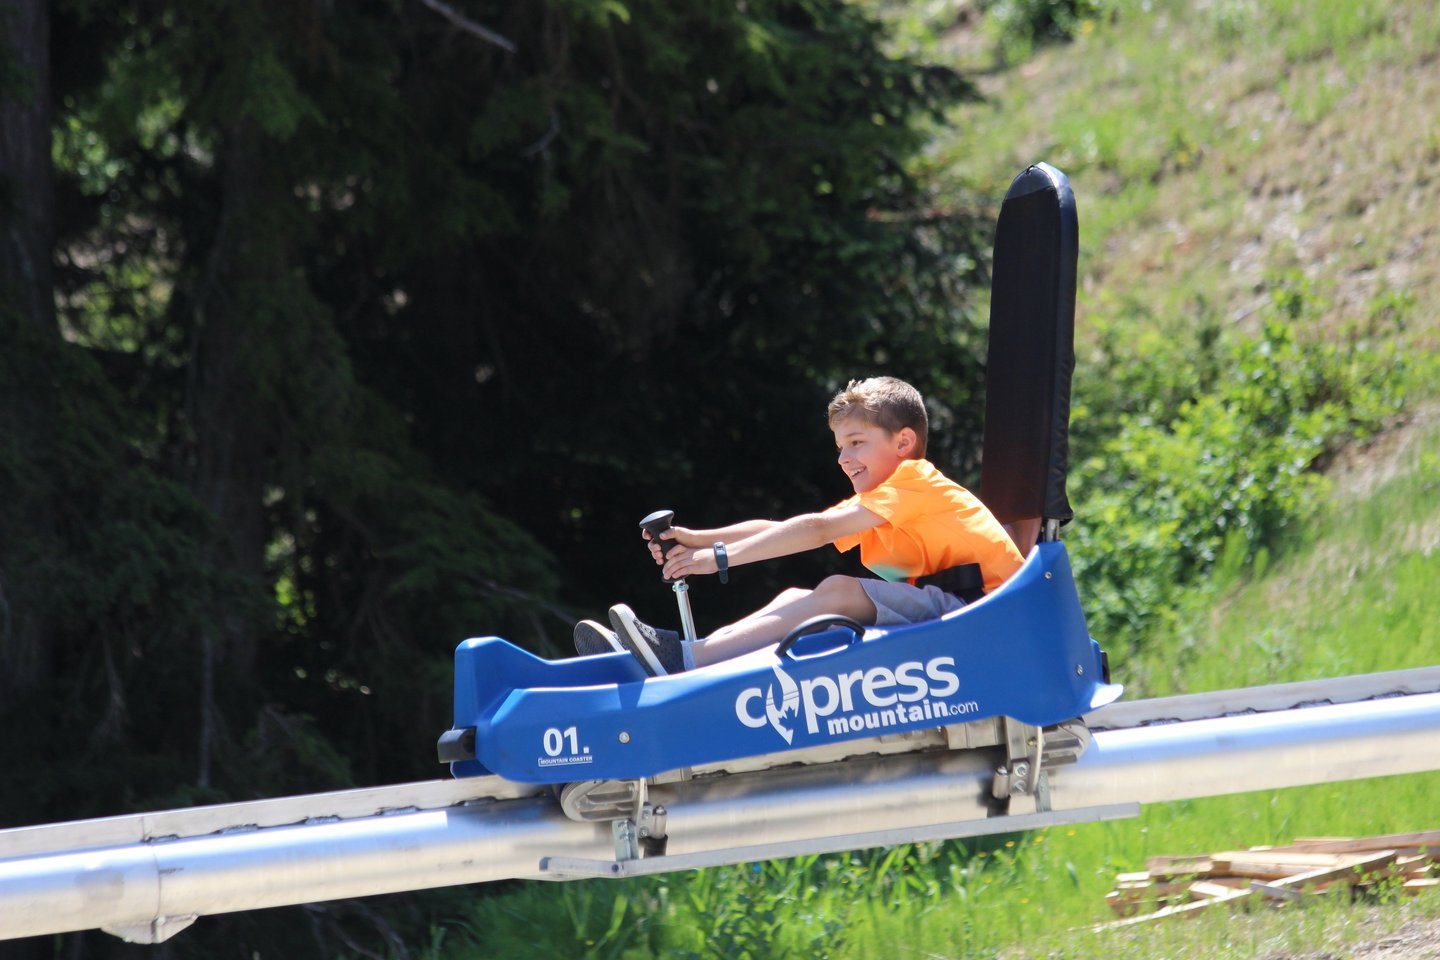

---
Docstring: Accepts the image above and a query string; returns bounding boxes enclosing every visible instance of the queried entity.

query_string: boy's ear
[895,427,918,456]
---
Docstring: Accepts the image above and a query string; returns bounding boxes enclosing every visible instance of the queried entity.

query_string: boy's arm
[659,503,882,581]
[658,519,781,548]
[644,519,781,564]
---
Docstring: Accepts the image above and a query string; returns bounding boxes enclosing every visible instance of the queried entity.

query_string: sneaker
[607,607,680,649]
[573,619,624,657]
[609,603,686,676]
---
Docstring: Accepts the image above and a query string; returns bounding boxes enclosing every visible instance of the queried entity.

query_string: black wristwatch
[713,541,729,584]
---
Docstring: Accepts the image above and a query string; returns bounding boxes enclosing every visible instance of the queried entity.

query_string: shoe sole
[608,607,680,646]
[610,604,667,676]
[607,606,627,641]
[573,619,624,657]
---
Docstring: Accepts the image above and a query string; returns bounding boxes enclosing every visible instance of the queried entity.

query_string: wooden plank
[1250,880,1307,902]
[1210,851,1340,868]
[1189,880,1243,899]
[1118,881,1189,897]
[1288,836,1352,844]
[1275,830,1440,855]
[1105,892,1148,917]
[1211,851,1354,880]
[1106,880,1189,908]
[1144,855,1216,877]
[1094,887,1253,929]
[1095,852,1400,931]
[1221,863,1320,880]
[1259,851,1398,890]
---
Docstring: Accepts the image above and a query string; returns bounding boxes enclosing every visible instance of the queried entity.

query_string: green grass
[930,0,1440,350]
[1133,409,1440,696]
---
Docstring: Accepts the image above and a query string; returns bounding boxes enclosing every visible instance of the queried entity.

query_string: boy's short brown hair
[827,376,928,458]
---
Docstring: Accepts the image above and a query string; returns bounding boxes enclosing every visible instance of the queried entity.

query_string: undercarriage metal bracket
[992,718,1045,808]
[610,801,669,861]
[559,778,647,823]
[101,916,198,945]
[537,801,1139,880]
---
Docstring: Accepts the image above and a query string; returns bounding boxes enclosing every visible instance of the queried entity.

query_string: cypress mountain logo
[734,656,976,742]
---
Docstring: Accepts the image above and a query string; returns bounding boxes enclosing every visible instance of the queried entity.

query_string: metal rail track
[2,666,1438,943]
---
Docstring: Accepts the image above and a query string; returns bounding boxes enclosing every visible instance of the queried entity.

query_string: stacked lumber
[1099,829,1440,929]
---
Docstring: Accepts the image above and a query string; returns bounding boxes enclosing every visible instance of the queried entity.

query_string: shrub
[1069,275,1413,658]
[981,0,1109,62]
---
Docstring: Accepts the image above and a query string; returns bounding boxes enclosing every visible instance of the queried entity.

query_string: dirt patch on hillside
[1349,916,1440,959]
[1266,912,1440,960]
[1327,402,1440,502]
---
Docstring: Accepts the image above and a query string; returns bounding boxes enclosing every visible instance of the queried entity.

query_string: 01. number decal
[542,725,580,757]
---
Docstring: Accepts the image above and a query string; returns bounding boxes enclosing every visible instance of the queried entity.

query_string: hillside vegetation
[937,0,1440,349]
[429,1,1440,957]
[928,0,1440,697]
[934,0,1440,685]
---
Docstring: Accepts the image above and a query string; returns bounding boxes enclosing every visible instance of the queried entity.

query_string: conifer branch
[415,0,517,53]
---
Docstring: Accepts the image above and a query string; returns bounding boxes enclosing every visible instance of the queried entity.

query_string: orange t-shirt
[827,458,1024,594]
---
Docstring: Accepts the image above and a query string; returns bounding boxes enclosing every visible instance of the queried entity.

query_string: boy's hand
[642,524,701,565]
[661,546,717,581]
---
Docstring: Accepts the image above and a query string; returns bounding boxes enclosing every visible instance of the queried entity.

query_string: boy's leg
[692,575,877,668]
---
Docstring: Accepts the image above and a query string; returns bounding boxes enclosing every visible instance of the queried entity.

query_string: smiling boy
[576,377,1025,675]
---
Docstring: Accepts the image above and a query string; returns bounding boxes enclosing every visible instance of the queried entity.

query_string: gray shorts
[858,578,967,626]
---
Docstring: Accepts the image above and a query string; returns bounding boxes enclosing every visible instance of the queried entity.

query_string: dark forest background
[0,0,1009,954]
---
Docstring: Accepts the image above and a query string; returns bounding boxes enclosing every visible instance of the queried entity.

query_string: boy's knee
[814,574,857,596]
[775,586,811,605]
[815,575,874,616]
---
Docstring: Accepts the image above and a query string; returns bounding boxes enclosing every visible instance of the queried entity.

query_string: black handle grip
[639,509,682,581]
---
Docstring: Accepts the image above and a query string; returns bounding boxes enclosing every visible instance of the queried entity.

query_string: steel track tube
[0,795,616,941]
[1058,690,1440,809]
[3,692,1440,942]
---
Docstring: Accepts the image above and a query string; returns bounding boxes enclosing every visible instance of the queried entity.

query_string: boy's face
[833,416,916,494]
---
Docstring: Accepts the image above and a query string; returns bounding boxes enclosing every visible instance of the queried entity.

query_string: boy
[576,376,1025,675]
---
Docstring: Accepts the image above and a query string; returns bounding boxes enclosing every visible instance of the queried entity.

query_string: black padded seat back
[978,163,1078,555]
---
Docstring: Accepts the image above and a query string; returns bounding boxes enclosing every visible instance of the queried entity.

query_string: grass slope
[934,0,1440,352]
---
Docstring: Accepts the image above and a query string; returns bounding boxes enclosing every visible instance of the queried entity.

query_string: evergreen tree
[2,0,983,953]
